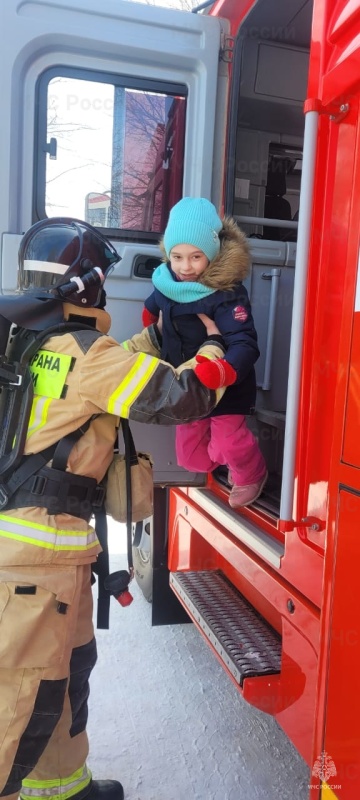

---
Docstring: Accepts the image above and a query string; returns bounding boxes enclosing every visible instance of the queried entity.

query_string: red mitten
[194,356,237,389]
[142,307,159,327]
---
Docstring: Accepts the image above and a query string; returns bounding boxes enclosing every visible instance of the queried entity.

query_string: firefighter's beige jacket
[0,304,225,568]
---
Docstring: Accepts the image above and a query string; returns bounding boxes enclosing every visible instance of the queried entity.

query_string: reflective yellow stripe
[107,352,158,417]
[121,340,130,350]
[196,347,225,361]
[21,764,91,800]
[27,396,52,440]
[0,514,98,551]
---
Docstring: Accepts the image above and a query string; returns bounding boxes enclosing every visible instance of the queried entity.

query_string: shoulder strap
[51,416,98,471]
[120,418,136,575]
[17,321,103,364]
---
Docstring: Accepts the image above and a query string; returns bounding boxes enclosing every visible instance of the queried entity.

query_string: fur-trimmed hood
[159,216,250,292]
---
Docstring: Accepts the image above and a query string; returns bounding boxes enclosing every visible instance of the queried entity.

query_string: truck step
[170,570,281,686]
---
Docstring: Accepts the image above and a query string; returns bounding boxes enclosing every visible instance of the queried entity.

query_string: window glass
[42,75,186,234]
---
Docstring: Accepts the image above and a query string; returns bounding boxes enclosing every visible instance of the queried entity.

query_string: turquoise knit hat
[163,197,223,261]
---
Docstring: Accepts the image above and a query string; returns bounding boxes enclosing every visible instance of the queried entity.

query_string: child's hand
[195,356,237,389]
[142,307,159,327]
[197,313,220,337]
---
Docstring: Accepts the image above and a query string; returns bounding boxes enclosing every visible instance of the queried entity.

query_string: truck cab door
[0,0,227,484]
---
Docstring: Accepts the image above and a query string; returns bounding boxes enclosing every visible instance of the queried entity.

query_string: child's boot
[228,471,268,509]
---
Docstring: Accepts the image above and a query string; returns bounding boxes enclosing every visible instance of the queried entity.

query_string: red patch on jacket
[232,305,248,322]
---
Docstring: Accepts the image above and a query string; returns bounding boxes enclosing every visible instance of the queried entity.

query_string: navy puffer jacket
[144,218,259,416]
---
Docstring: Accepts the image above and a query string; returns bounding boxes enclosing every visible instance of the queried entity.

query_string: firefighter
[0,218,225,800]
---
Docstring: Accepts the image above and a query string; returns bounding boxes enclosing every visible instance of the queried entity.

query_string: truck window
[34,68,187,238]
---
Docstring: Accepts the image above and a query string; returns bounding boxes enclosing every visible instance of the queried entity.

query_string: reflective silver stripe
[21,764,91,799]
[27,396,52,440]
[0,515,98,551]
[24,259,69,275]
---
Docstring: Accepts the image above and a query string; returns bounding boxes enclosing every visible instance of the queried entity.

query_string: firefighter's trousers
[0,562,97,800]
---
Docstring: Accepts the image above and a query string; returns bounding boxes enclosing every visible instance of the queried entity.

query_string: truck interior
[211,0,313,520]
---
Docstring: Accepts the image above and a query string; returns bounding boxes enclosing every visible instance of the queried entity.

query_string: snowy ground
[88,520,310,800]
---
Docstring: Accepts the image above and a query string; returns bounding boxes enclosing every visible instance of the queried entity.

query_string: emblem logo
[312,751,337,783]
[232,305,248,322]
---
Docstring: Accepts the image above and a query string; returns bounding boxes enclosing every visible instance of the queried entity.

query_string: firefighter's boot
[77,780,124,800]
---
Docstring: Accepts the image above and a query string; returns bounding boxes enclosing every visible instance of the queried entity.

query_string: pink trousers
[175,414,266,486]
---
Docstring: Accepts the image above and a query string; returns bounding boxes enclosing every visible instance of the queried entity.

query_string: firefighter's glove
[194,355,237,389]
[142,307,159,327]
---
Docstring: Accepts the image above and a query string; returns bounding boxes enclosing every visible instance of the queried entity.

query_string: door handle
[133,255,159,279]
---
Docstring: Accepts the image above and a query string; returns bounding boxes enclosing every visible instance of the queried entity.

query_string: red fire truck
[1,0,359,797]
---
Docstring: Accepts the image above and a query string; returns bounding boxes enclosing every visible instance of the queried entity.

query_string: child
[142,197,267,508]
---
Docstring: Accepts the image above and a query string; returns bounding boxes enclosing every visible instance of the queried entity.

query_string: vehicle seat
[263,158,292,240]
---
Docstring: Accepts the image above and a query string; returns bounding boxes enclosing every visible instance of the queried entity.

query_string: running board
[187,487,284,568]
[170,570,281,687]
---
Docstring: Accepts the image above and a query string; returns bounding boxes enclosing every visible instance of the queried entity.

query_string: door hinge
[278,516,324,533]
[304,98,350,124]
[220,34,235,63]
[44,137,57,159]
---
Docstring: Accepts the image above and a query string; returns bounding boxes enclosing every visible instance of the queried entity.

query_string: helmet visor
[18,218,120,306]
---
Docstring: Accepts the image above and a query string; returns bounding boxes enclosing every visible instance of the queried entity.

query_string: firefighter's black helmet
[18,217,120,308]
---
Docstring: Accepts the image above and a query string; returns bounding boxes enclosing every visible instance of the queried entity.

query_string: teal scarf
[152,263,215,303]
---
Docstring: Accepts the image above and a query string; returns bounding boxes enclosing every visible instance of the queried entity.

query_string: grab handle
[260,268,281,391]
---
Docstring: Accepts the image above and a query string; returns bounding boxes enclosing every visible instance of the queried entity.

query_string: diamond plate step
[170,570,281,686]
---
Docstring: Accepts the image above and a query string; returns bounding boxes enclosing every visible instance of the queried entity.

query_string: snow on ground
[88,520,310,800]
